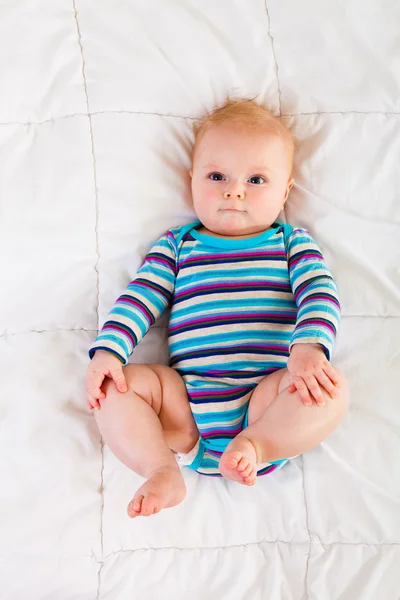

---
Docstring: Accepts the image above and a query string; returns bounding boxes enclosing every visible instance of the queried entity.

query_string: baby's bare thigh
[247,368,290,425]
[120,363,198,444]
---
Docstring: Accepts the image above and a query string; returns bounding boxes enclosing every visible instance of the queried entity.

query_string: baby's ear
[284,178,295,200]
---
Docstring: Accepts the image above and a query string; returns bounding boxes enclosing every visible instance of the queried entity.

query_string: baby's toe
[141,494,158,516]
[244,472,257,485]
[127,495,143,517]
[226,452,240,469]
[241,463,253,478]
[237,457,249,472]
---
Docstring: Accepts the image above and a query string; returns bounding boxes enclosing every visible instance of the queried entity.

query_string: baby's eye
[248,176,266,185]
[208,172,225,181]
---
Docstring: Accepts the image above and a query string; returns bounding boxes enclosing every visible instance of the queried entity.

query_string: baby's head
[190,98,295,237]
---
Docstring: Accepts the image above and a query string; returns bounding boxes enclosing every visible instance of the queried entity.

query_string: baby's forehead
[197,120,290,146]
[193,122,292,165]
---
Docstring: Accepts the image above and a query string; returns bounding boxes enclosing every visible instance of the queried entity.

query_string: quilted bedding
[1,1,399,599]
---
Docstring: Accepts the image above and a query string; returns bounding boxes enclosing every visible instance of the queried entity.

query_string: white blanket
[1,1,399,598]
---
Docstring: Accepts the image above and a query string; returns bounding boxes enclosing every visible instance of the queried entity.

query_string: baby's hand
[286,343,340,407]
[85,350,128,411]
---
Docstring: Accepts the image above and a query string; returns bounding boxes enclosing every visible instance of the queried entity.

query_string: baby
[85,99,349,519]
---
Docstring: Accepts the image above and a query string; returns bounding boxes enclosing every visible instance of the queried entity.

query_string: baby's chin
[204,212,270,237]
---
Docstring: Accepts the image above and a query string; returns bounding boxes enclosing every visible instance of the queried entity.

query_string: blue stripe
[111,307,148,335]
[96,333,130,356]
[171,297,297,319]
[193,405,248,424]
[177,267,289,285]
[296,303,339,317]
[169,330,292,353]
[178,360,285,373]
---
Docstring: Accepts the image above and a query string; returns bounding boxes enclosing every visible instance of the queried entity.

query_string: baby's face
[190,123,294,237]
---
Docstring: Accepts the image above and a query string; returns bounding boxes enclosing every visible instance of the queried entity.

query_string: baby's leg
[94,364,198,518]
[219,367,349,485]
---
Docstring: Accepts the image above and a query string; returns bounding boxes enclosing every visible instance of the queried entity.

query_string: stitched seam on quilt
[1,316,399,340]
[264,0,282,115]
[1,110,400,127]
[0,111,197,126]
[98,540,400,562]
[0,316,399,339]
[300,456,312,600]
[73,2,105,597]
[281,111,400,117]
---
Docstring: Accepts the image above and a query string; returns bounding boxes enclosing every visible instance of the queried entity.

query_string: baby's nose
[224,187,245,199]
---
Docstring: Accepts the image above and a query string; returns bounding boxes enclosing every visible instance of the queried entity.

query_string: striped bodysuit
[88,220,340,476]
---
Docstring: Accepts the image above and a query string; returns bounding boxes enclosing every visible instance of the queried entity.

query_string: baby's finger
[316,369,339,398]
[87,375,106,401]
[323,363,340,386]
[87,393,101,410]
[110,368,128,393]
[304,375,325,406]
[291,376,313,406]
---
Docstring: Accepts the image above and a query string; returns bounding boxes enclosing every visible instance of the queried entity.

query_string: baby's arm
[88,231,178,366]
[286,228,341,405]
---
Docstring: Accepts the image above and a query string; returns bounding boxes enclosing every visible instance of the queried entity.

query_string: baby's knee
[122,364,160,393]
[101,364,162,410]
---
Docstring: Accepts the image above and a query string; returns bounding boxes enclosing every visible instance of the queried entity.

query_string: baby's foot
[127,465,186,518]
[219,435,259,486]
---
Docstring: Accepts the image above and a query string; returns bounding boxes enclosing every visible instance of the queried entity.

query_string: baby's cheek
[253,192,281,214]
[204,190,219,205]
[195,188,219,211]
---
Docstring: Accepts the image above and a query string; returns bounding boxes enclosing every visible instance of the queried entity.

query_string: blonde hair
[192,98,295,172]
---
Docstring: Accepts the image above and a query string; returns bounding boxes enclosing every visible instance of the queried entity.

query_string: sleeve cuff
[88,346,127,365]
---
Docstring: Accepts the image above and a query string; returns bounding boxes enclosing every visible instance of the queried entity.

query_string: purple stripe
[294,288,338,305]
[302,293,340,308]
[169,313,296,332]
[294,277,331,300]
[131,279,171,303]
[189,369,256,378]
[103,323,135,345]
[183,250,286,264]
[175,281,290,299]
[189,387,250,398]
[289,252,322,267]
[146,256,173,269]
[182,344,289,354]
[203,427,243,438]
